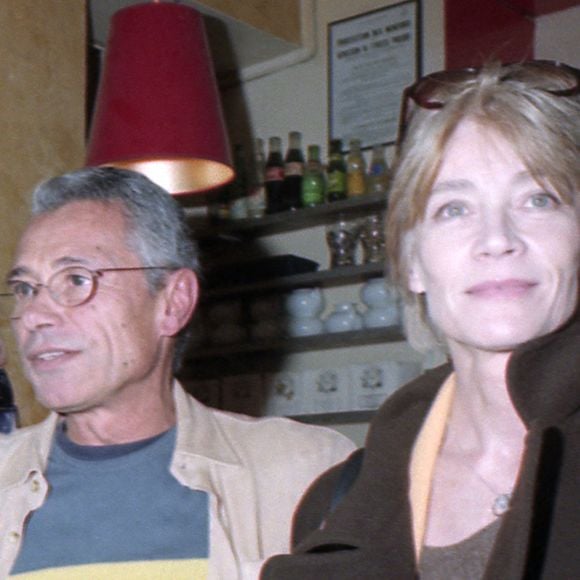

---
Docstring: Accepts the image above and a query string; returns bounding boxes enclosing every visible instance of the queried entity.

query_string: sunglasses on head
[397,60,580,146]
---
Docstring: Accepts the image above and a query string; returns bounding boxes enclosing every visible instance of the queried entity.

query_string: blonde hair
[386,61,580,351]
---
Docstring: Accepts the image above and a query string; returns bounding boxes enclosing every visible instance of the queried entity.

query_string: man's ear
[158,269,199,337]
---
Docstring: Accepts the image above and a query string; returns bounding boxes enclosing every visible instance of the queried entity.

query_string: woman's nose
[473,210,525,259]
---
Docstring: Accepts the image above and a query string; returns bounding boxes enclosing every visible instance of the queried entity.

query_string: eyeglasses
[0,266,171,320]
[398,60,580,145]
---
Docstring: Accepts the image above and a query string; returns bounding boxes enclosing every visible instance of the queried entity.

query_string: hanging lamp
[86,1,233,195]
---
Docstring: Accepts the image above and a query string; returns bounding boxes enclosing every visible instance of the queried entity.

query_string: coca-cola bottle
[281,131,305,210]
[265,136,285,214]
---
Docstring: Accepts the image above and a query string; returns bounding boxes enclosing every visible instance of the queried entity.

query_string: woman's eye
[525,192,561,209]
[434,202,469,219]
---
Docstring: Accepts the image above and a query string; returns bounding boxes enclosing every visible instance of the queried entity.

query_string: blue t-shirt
[10,426,209,578]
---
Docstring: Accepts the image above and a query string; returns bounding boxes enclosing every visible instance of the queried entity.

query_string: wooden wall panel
[0,0,86,425]
[198,0,301,44]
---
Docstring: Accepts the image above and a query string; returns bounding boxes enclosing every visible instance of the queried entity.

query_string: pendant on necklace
[492,493,511,516]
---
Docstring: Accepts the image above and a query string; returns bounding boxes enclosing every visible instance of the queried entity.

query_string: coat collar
[295,312,580,557]
[297,365,451,556]
[507,311,580,428]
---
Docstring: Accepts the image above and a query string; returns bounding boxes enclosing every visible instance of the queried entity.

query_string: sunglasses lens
[410,69,478,109]
[505,61,579,96]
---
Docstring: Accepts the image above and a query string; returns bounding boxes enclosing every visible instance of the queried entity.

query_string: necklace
[472,471,512,517]
[491,493,512,517]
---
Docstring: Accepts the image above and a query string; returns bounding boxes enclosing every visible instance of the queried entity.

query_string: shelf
[185,325,404,361]
[291,410,376,425]
[204,262,385,299]
[188,192,386,238]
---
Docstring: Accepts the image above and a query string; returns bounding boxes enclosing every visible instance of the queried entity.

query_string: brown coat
[262,313,580,579]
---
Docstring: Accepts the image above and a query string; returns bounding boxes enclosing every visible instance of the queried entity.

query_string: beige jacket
[0,381,355,579]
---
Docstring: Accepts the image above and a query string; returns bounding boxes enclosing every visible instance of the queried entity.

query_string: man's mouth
[34,350,68,361]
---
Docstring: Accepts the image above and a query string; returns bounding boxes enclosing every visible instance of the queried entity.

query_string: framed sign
[328,0,420,150]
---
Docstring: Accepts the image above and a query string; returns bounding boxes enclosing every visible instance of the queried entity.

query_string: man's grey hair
[31,166,200,370]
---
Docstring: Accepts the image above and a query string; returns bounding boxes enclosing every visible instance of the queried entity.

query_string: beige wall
[0,0,86,425]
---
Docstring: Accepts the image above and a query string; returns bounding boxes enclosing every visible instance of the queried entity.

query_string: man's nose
[15,286,61,329]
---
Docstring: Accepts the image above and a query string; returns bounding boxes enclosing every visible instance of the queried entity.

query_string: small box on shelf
[302,367,352,415]
[349,360,422,411]
[262,371,306,417]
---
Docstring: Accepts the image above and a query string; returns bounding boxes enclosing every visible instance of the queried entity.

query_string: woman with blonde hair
[262,61,580,579]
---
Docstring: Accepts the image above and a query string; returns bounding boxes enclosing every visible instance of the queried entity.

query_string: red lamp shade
[86,2,234,195]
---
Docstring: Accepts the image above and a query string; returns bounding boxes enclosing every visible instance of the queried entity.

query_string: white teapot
[324,302,363,333]
[360,278,400,328]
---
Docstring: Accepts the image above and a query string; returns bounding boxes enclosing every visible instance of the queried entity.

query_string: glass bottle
[325,215,360,268]
[246,137,266,219]
[301,145,325,207]
[0,369,18,434]
[228,143,249,219]
[208,186,230,221]
[265,136,285,214]
[346,138,366,197]
[282,131,304,210]
[359,212,386,264]
[326,139,347,202]
[368,144,390,196]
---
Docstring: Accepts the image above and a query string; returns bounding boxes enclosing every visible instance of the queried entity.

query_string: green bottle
[301,145,326,207]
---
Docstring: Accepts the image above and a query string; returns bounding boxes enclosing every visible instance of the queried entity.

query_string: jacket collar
[297,365,451,555]
[0,380,241,491]
[170,380,245,494]
[172,379,241,467]
[0,412,58,489]
[295,312,580,555]
[508,310,580,428]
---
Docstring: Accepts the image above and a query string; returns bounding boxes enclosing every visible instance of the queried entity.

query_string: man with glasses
[0,167,355,578]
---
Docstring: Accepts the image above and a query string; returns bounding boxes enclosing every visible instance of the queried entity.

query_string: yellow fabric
[408,373,456,559]
[10,559,208,579]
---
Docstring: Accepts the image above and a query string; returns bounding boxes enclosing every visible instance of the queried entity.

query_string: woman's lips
[466,279,537,299]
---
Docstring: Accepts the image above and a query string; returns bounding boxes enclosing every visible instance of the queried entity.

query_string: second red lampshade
[86,2,234,195]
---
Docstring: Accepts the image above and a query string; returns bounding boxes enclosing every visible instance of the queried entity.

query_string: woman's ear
[404,232,426,294]
[408,254,427,294]
[158,269,199,337]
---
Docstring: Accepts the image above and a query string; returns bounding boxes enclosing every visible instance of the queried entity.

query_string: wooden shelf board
[188,192,386,237]
[203,262,386,299]
[185,325,404,361]
[291,410,376,425]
